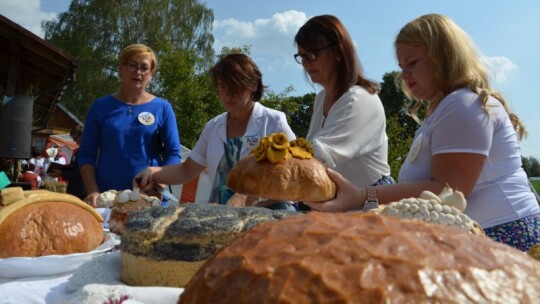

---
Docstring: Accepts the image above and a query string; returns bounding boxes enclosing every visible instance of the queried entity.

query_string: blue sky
[1,0,539,158]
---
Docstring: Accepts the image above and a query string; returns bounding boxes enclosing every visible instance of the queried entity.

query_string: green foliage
[260,88,314,138]
[522,156,540,177]
[42,0,215,121]
[531,180,540,193]
[218,45,251,57]
[287,93,315,138]
[157,47,222,148]
[39,180,67,193]
[385,116,414,180]
[379,71,418,179]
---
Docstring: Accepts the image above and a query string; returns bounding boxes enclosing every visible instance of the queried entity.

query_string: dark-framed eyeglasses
[124,61,151,75]
[294,44,337,64]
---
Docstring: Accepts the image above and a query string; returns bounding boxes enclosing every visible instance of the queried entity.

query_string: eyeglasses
[124,62,151,75]
[294,44,336,64]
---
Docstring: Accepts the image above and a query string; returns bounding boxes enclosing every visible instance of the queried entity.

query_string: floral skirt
[483,213,540,252]
[371,175,396,186]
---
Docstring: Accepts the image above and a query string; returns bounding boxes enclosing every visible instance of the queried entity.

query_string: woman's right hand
[84,191,100,207]
[133,167,155,192]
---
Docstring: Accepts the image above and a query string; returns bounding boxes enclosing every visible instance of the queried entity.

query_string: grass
[532,180,540,194]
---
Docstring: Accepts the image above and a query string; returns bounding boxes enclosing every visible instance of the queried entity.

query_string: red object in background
[180,176,200,203]
[17,171,39,189]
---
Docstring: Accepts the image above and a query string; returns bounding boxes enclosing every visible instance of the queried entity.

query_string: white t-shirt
[307,86,391,188]
[33,156,46,174]
[399,88,539,228]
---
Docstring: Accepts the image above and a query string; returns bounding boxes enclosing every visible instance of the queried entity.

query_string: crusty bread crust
[0,200,104,258]
[121,252,205,287]
[180,212,540,303]
[227,155,336,201]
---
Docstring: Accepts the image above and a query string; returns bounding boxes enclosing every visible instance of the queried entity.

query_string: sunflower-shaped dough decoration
[251,133,314,163]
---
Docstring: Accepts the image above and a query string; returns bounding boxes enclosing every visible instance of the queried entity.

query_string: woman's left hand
[226,193,248,207]
[304,168,365,212]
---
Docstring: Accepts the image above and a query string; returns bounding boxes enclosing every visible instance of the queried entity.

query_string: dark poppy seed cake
[120,203,298,287]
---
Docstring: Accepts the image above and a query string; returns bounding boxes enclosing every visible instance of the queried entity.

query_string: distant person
[28,146,41,171]
[18,163,41,190]
[48,126,86,200]
[78,44,181,206]
[134,53,296,210]
[306,14,540,251]
[31,148,46,178]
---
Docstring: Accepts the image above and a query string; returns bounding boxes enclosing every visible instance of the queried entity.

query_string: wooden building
[0,14,79,153]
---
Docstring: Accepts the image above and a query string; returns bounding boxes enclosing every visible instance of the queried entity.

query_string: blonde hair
[395,14,526,139]
[119,44,158,74]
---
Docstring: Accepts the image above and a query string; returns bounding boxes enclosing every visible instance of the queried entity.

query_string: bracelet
[362,186,379,212]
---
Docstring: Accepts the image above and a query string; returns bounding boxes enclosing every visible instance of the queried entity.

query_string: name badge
[138,112,155,126]
[243,135,259,149]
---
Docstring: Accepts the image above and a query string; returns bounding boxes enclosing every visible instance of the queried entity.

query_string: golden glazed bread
[227,154,336,201]
[180,212,540,304]
[120,203,299,288]
[0,191,104,258]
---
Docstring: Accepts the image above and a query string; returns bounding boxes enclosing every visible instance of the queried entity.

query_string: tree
[260,89,314,139]
[378,71,419,179]
[286,93,315,138]
[158,47,222,148]
[522,155,540,177]
[42,0,215,122]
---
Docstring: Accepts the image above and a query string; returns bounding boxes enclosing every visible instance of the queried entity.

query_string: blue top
[78,95,181,192]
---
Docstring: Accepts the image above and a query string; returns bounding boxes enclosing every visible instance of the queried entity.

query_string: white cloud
[211,10,315,94]
[0,0,56,37]
[481,56,518,83]
[213,10,308,62]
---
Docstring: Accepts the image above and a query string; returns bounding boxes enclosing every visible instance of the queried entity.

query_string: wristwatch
[362,186,379,212]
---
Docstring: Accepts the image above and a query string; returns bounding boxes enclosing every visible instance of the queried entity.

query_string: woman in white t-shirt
[306,14,539,251]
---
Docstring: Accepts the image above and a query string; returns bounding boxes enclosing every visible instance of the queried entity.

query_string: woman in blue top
[134,53,296,210]
[79,44,181,206]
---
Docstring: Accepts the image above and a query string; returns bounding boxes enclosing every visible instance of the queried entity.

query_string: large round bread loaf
[0,192,104,258]
[180,212,540,303]
[120,203,299,288]
[227,154,336,201]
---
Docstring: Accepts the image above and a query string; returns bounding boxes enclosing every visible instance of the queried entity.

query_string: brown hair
[209,53,265,101]
[70,125,83,139]
[119,44,158,74]
[294,14,379,99]
[395,14,526,139]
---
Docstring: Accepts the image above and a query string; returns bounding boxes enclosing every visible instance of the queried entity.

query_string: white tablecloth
[0,252,184,304]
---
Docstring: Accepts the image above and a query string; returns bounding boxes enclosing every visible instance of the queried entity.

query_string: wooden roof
[0,14,77,130]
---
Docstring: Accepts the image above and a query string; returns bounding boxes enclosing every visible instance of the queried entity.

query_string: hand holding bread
[227,133,336,202]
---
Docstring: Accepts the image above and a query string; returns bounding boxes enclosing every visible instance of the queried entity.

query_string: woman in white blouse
[294,15,394,189]
[134,54,296,210]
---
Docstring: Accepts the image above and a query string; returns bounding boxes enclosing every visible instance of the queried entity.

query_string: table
[0,252,183,304]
